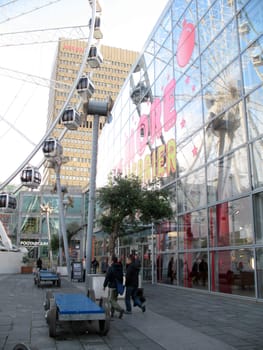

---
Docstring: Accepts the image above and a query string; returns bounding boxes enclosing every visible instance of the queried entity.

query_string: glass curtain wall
[96,0,263,299]
[17,190,84,264]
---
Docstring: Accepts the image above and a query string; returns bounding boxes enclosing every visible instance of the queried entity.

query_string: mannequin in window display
[167,257,176,284]
[191,259,199,285]
[238,261,244,272]
[199,259,208,286]
[157,255,163,282]
[178,258,184,284]
[101,257,109,273]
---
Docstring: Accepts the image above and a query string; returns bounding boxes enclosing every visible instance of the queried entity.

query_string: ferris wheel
[0,0,103,198]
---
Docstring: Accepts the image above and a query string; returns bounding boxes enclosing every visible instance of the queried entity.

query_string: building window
[20,217,40,234]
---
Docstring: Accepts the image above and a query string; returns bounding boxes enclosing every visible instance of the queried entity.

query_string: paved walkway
[0,274,263,350]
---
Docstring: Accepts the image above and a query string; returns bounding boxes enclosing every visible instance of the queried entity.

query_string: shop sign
[20,240,48,247]
[114,19,196,182]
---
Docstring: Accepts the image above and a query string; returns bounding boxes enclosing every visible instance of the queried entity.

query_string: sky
[0,0,168,185]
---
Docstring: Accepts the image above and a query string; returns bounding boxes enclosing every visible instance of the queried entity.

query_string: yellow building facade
[43,39,138,189]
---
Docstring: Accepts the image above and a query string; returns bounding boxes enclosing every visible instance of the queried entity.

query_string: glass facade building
[16,187,85,263]
[96,0,263,299]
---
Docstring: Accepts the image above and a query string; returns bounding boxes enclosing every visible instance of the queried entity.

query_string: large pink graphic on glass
[176,19,195,67]
[111,18,196,182]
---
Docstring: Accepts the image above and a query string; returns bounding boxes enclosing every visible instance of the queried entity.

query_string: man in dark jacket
[125,254,145,314]
[91,257,99,274]
[36,257,42,270]
[103,255,124,319]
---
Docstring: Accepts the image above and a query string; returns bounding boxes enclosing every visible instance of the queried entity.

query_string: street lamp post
[83,98,113,280]
[151,222,155,284]
[53,160,71,278]
[40,203,53,269]
[42,137,71,277]
[85,114,99,276]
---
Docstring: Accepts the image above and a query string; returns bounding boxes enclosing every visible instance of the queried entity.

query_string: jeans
[125,286,143,312]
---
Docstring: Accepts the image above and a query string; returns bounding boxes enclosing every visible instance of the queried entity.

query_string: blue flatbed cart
[34,269,61,288]
[45,292,110,337]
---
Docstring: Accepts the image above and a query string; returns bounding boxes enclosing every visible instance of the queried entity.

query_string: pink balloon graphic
[176,19,195,68]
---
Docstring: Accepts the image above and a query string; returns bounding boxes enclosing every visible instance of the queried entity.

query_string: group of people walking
[103,254,146,319]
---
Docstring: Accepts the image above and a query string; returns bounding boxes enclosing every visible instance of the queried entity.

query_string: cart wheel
[48,307,57,337]
[87,288,96,301]
[57,279,61,287]
[48,306,57,338]
[99,319,110,336]
[44,291,54,311]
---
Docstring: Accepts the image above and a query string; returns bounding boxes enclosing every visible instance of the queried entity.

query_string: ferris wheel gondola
[89,0,102,13]
[87,45,103,68]
[130,82,150,105]
[61,107,81,130]
[89,16,103,40]
[76,75,95,101]
[0,193,17,210]
[42,138,63,158]
[20,166,41,189]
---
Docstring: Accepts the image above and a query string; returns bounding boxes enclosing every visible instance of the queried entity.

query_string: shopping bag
[116,280,125,295]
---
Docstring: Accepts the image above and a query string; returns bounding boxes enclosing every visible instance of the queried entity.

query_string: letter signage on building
[98,18,196,185]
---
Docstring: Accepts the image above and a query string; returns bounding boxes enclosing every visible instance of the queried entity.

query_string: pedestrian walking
[125,254,145,314]
[101,257,109,273]
[36,257,42,270]
[103,255,124,319]
[91,257,99,274]
[82,256,86,282]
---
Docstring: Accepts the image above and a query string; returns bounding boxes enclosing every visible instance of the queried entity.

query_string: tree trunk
[109,223,119,256]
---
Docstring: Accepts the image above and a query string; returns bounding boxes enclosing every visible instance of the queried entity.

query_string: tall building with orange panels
[42,38,138,189]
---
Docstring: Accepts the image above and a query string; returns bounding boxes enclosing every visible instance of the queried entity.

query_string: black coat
[103,262,123,289]
[125,262,140,287]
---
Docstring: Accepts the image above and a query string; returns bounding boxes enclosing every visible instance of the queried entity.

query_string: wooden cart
[45,292,110,337]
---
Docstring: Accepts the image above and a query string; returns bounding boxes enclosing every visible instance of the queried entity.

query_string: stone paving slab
[1,274,263,349]
[123,308,236,350]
